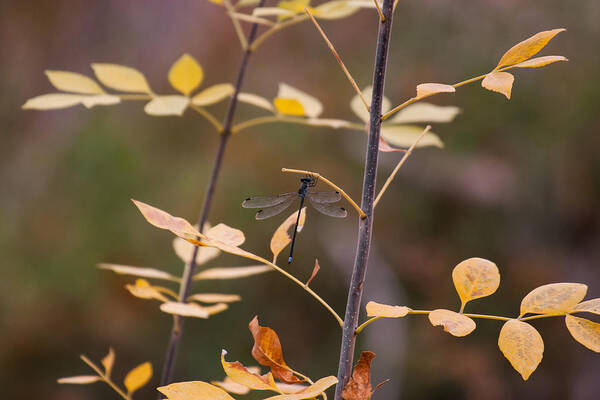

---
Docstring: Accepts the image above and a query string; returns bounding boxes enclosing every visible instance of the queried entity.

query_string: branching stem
[250,14,309,51]
[80,355,130,400]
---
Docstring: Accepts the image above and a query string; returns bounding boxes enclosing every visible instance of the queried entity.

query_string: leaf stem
[250,14,309,51]
[371,0,385,22]
[304,8,369,112]
[334,1,394,398]
[80,355,130,400]
[373,125,431,207]
[117,94,153,100]
[189,104,224,132]
[223,0,249,49]
[281,168,366,219]
[520,312,566,321]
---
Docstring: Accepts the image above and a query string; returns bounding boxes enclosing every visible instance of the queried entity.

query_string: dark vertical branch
[158,0,267,390]
[334,1,395,398]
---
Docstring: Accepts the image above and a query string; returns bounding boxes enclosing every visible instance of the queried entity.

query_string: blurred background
[2,0,599,399]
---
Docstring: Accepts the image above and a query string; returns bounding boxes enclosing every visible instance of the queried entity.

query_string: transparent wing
[255,198,295,220]
[242,193,295,208]
[306,191,342,204]
[309,200,347,218]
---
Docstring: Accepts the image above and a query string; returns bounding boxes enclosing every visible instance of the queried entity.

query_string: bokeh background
[2,0,599,399]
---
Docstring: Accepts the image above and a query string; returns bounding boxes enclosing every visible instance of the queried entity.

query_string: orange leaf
[482,72,514,99]
[510,55,568,68]
[415,83,455,99]
[132,199,202,238]
[498,319,544,380]
[365,301,410,318]
[270,208,307,261]
[305,259,320,287]
[495,28,566,69]
[124,362,152,394]
[341,351,375,400]
[221,350,280,391]
[249,317,302,384]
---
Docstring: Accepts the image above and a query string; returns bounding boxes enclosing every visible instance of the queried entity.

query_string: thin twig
[373,125,431,207]
[250,14,309,51]
[281,168,366,219]
[80,355,130,400]
[371,0,385,22]
[189,104,224,132]
[304,8,370,112]
[223,0,249,49]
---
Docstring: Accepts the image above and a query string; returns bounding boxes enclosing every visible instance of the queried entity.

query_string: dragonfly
[242,176,347,263]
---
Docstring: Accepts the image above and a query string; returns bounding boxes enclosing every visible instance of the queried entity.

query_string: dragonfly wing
[306,191,342,204]
[242,193,295,208]
[309,200,347,218]
[255,198,295,220]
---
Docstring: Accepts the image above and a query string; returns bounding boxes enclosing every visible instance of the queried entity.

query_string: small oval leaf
[510,55,568,69]
[572,298,600,315]
[124,362,152,394]
[22,94,83,110]
[391,103,461,124]
[520,283,587,316]
[428,309,476,337]
[160,302,210,318]
[565,314,600,353]
[91,64,151,93]
[415,83,455,99]
[144,95,189,116]
[158,381,236,400]
[192,83,235,106]
[58,375,101,384]
[482,72,514,99]
[496,28,566,69]
[365,301,410,318]
[169,54,204,96]
[452,257,500,306]
[273,98,305,116]
[193,265,271,280]
[45,71,104,94]
[498,319,544,380]
[381,125,444,149]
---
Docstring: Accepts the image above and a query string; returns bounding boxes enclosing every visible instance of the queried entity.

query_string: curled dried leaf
[498,319,544,380]
[482,71,514,99]
[270,208,307,261]
[520,283,587,316]
[305,259,320,287]
[415,83,455,99]
[125,279,169,302]
[264,376,338,400]
[365,301,410,318]
[221,350,280,391]
[341,351,375,400]
[428,309,476,337]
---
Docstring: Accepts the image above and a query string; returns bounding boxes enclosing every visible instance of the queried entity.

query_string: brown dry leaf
[101,347,115,379]
[520,283,587,316]
[305,259,320,287]
[194,265,271,280]
[159,302,210,319]
[510,55,568,68]
[132,199,202,239]
[125,279,169,302]
[270,208,307,261]
[482,72,515,99]
[572,298,600,315]
[341,351,375,400]
[249,316,301,384]
[263,376,338,400]
[498,319,544,380]
[415,83,455,99]
[124,362,152,394]
[57,376,101,384]
[452,257,500,306]
[221,350,280,392]
[187,293,241,303]
[428,309,476,337]
[98,263,177,281]
[365,301,410,318]
[158,381,236,400]
[495,28,566,69]
[206,224,245,247]
[565,315,600,353]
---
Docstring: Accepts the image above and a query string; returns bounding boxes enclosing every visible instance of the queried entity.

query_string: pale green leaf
[144,96,190,116]
[58,376,101,384]
[313,1,362,20]
[391,103,460,124]
[22,94,83,110]
[45,71,104,94]
[91,64,151,93]
[192,83,235,106]
[81,95,121,108]
[238,92,275,112]
[351,86,390,123]
[381,125,443,148]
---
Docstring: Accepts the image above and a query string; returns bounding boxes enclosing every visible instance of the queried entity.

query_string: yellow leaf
[381,125,444,149]
[415,83,455,99]
[306,118,353,129]
[58,375,101,384]
[168,54,204,96]
[520,283,587,316]
[428,309,476,337]
[132,199,203,239]
[482,71,514,99]
[81,95,121,108]
[365,301,410,318]
[158,381,236,400]
[206,224,245,247]
[452,257,500,306]
[498,319,544,380]
[101,348,115,378]
[565,315,600,353]
[221,350,280,391]
[125,279,169,301]
[91,63,151,93]
[264,376,338,400]
[22,94,83,110]
[270,208,307,261]
[274,98,305,116]
[238,92,275,112]
[124,362,152,394]
[204,303,230,315]
[193,265,271,280]
[391,103,461,124]
[495,28,566,69]
[277,83,323,117]
[144,95,189,116]
[173,236,221,266]
[98,263,177,281]
[187,293,241,303]
[350,86,390,123]
[45,71,104,94]
[159,302,210,318]
[277,0,309,14]
[313,1,362,20]
[192,83,234,106]
[510,55,568,69]
[253,7,296,17]
[572,298,600,315]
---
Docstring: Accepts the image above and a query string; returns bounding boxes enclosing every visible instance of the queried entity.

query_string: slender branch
[189,104,223,132]
[452,73,488,88]
[334,1,394,398]
[371,0,385,22]
[355,316,381,334]
[158,0,267,390]
[520,312,567,321]
[281,168,366,219]
[80,355,130,400]
[373,125,431,207]
[250,14,309,51]
[304,8,369,112]
[223,0,249,49]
